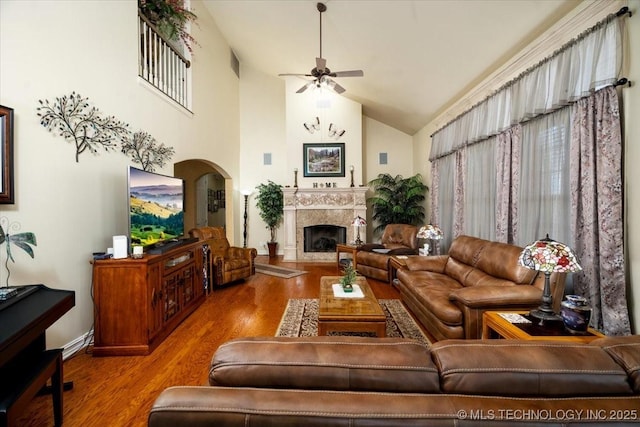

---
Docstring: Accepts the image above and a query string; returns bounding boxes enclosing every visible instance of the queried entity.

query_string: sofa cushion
[430,340,632,396]
[592,335,640,393]
[475,240,536,283]
[396,270,464,326]
[412,283,463,325]
[356,251,391,270]
[444,257,477,286]
[445,236,537,286]
[210,336,440,393]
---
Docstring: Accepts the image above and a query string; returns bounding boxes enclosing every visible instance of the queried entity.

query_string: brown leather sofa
[148,335,640,426]
[356,223,418,281]
[394,235,565,341]
[189,226,257,287]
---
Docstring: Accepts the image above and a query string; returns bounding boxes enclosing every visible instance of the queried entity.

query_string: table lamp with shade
[417,224,443,255]
[351,215,366,245]
[517,234,582,323]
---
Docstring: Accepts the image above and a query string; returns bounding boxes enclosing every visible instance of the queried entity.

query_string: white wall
[363,117,413,182]
[286,79,363,190]
[412,124,436,221]
[237,64,287,252]
[0,0,240,348]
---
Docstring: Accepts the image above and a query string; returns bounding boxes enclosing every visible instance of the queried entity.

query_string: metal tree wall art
[37,92,130,162]
[36,92,176,171]
[121,131,175,172]
[0,217,37,286]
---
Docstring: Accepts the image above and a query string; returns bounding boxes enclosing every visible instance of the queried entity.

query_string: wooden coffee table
[482,311,605,344]
[318,276,386,337]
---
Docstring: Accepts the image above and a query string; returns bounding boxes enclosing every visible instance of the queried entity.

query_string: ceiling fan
[278,2,364,94]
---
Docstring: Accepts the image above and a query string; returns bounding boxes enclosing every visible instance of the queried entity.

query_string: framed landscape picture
[0,105,14,204]
[303,143,345,178]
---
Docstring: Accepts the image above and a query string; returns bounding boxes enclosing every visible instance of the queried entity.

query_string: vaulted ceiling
[203,0,580,135]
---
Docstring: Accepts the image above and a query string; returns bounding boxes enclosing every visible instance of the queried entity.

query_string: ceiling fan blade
[278,73,313,77]
[296,81,315,93]
[316,57,326,73]
[330,70,364,78]
[326,79,346,94]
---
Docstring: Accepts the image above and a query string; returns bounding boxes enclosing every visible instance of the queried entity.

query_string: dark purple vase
[560,295,592,334]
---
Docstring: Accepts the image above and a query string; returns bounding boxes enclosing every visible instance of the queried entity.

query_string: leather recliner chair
[189,226,257,287]
[355,224,418,282]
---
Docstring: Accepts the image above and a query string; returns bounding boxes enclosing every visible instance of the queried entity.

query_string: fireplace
[283,187,368,261]
[304,225,347,253]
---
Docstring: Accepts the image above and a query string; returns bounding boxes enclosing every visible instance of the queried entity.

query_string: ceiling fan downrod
[318,2,326,60]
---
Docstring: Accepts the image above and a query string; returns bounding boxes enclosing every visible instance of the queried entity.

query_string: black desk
[0,285,75,426]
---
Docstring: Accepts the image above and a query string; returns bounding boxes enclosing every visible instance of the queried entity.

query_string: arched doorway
[174,159,235,240]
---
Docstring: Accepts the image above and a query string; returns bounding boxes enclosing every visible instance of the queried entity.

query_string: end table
[482,311,605,344]
[336,243,360,270]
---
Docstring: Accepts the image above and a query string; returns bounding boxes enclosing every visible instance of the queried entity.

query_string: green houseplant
[339,264,357,292]
[368,173,428,236]
[255,180,284,257]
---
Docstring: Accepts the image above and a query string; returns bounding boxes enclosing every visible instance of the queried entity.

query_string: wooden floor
[18,257,407,427]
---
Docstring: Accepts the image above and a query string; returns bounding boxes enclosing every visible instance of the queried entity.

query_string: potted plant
[255,180,284,258]
[368,173,428,237]
[339,264,357,292]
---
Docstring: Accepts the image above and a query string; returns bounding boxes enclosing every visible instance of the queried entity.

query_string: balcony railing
[138,10,191,109]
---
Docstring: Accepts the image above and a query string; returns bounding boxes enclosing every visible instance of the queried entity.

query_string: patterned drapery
[570,86,630,335]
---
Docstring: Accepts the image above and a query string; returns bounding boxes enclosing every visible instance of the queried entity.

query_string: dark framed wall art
[303,143,345,178]
[0,105,14,204]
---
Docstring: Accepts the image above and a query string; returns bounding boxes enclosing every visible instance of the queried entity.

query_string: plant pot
[267,242,278,258]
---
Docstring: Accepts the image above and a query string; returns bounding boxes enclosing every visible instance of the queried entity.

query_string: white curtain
[430,15,623,161]
[516,109,571,245]
[464,138,497,241]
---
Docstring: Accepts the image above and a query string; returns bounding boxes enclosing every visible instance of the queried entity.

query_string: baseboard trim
[63,329,93,360]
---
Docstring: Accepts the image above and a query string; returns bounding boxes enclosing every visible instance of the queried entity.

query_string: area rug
[255,263,308,279]
[276,298,430,346]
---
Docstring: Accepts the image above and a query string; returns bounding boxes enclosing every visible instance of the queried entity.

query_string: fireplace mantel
[283,187,368,261]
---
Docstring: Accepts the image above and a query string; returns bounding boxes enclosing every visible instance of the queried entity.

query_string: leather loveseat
[356,223,419,282]
[394,235,564,341]
[148,335,640,426]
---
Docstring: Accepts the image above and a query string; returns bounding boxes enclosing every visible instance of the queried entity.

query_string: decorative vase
[560,295,592,334]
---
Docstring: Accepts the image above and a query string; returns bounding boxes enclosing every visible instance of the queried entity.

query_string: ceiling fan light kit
[279,2,363,95]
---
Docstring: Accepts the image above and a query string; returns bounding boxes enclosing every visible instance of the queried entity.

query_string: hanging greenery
[367,173,428,236]
[139,0,199,53]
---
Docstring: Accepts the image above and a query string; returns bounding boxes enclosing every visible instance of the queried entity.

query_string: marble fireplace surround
[283,187,368,261]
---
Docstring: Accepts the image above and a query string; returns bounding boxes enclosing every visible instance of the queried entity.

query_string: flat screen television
[127,166,185,252]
